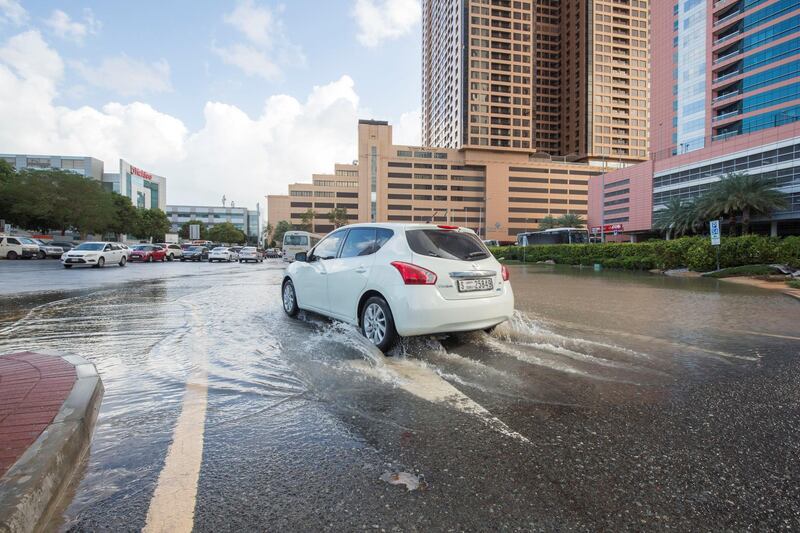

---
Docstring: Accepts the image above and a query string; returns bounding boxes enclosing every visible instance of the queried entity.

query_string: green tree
[263,221,274,244]
[555,213,585,228]
[299,208,316,232]
[327,207,349,228]
[538,215,558,230]
[55,171,115,237]
[702,172,788,235]
[134,208,170,242]
[179,219,208,240]
[654,197,694,240]
[108,193,139,239]
[272,220,292,245]
[207,222,246,244]
[0,159,13,186]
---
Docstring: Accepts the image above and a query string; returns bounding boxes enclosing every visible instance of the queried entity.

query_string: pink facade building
[589,0,800,240]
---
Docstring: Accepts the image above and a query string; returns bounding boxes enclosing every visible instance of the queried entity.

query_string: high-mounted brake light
[437,225,459,230]
[391,261,437,285]
[501,264,510,281]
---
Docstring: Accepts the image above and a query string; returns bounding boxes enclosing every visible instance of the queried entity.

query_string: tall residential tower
[421,0,651,162]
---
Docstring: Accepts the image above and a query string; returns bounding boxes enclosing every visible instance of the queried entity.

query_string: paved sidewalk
[0,352,77,476]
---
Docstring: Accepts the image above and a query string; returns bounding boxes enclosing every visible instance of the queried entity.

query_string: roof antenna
[426,209,444,224]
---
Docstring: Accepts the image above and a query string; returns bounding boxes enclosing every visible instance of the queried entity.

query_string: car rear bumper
[387,283,514,337]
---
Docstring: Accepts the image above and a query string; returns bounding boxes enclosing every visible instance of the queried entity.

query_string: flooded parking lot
[1,259,799,530]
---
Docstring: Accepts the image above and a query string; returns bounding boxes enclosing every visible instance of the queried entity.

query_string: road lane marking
[144,304,208,533]
[350,359,529,444]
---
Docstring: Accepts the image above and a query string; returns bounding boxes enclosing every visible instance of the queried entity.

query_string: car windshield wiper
[467,251,489,258]
[427,251,440,257]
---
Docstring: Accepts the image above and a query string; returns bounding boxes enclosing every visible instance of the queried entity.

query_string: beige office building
[267,120,601,242]
[422,0,650,163]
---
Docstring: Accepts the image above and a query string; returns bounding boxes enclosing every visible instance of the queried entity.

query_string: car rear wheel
[119,256,127,267]
[168,253,174,261]
[38,250,46,259]
[282,279,299,317]
[361,297,397,353]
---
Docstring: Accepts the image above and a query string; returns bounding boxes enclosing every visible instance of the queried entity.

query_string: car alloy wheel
[168,254,174,261]
[119,255,127,267]
[363,303,387,345]
[97,257,105,268]
[6,251,17,260]
[282,280,299,317]
[39,251,46,259]
[148,255,153,263]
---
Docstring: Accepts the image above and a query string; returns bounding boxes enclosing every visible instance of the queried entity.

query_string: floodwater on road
[0,259,798,531]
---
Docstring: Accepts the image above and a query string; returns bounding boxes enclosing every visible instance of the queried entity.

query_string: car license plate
[457,278,493,292]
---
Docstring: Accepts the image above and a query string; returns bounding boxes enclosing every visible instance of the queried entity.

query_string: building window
[61,159,85,169]
[26,157,51,169]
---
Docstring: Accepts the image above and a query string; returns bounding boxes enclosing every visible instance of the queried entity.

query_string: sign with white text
[710,220,721,246]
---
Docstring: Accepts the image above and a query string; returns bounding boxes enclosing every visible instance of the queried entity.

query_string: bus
[515,227,590,246]
[282,231,322,262]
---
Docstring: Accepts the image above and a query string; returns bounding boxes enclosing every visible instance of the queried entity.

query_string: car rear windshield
[133,245,151,250]
[405,229,490,261]
[75,243,105,251]
[284,235,308,246]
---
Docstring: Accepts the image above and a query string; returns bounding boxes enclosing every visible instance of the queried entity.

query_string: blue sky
[0,0,422,210]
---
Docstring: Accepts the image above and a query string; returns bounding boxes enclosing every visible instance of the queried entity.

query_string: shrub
[788,279,800,289]
[703,264,781,278]
[778,236,800,268]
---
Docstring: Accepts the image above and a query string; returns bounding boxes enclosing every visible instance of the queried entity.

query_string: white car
[0,235,39,259]
[239,247,263,263]
[282,223,514,351]
[157,243,183,261]
[208,247,239,262]
[61,241,128,268]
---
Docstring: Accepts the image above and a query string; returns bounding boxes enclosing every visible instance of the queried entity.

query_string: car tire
[95,257,105,268]
[161,256,166,262]
[119,256,127,267]
[282,279,299,317]
[38,250,46,259]
[168,254,174,261]
[64,264,72,269]
[6,251,17,260]
[360,296,397,353]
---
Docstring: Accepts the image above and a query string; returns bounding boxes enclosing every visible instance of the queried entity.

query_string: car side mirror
[295,252,308,262]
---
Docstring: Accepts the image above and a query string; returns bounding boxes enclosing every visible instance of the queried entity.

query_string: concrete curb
[0,352,104,533]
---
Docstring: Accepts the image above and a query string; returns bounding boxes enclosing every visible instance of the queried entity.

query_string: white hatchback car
[282,223,514,351]
[61,242,128,268]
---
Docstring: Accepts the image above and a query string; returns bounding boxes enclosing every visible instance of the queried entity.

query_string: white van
[0,235,39,259]
[282,231,321,262]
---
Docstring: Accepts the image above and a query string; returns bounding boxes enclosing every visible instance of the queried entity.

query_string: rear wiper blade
[427,251,440,257]
[467,251,489,258]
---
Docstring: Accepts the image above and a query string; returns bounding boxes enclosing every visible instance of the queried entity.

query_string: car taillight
[501,264,510,281]
[391,261,437,285]
[437,225,459,230]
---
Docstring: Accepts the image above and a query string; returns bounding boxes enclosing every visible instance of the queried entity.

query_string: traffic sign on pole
[710,220,721,246]
[189,224,200,240]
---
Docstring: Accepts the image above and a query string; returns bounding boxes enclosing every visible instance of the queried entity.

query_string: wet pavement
[0,259,799,530]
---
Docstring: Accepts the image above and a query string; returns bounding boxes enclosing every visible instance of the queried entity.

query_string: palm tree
[654,197,696,239]
[538,215,558,230]
[703,172,788,235]
[555,213,585,228]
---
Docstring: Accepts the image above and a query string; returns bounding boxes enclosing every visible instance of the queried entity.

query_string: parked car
[209,247,239,262]
[50,240,77,253]
[61,242,128,268]
[0,235,39,259]
[181,246,209,262]
[24,238,64,259]
[129,244,167,262]
[157,243,183,261]
[282,223,514,351]
[265,248,281,258]
[239,247,263,263]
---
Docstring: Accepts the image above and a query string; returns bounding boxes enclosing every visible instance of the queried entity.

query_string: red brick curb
[0,352,78,477]
[0,351,103,533]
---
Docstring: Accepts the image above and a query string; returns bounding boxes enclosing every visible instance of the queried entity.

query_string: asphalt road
[0,258,798,531]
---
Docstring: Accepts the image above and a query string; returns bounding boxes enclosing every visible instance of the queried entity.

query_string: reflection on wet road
[0,260,798,530]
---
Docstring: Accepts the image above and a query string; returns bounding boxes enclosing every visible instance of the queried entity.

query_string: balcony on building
[713,22,743,47]
[714,43,742,65]
[713,102,742,122]
[713,1,743,29]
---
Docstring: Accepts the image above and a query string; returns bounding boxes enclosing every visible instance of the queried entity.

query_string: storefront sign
[591,224,625,234]
[130,164,153,181]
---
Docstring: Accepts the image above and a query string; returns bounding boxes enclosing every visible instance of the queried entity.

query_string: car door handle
[355,266,367,273]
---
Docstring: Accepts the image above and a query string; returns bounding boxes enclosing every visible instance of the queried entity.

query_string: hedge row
[488,235,800,272]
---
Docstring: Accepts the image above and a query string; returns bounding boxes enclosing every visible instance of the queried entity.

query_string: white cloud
[393,108,421,145]
[44,8,101,43]
[0,0,27,26]
[0,30,361,212]
[211,42,280,81]
[73,55,173,97]
[352,0,420,47]
[215,0,304,80]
